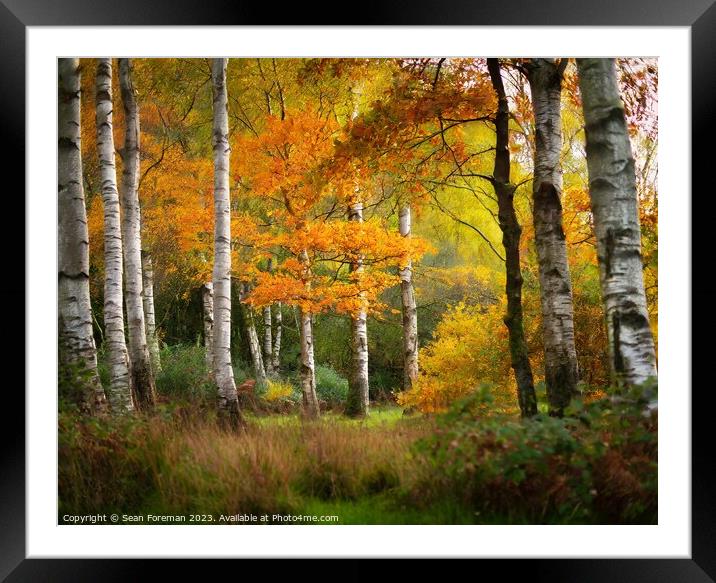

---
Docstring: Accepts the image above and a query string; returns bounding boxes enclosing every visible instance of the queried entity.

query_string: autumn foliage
[233,109,430,317]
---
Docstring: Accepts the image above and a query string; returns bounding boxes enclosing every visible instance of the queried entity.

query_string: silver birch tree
[58,58,106,413]
[299,250,320,418]
[118,58,157,409]
[525,58,579,415]
[399,204,419,391]
[202,282,214,377]
[577,58,658,386]
[211,58,242,428]
[260,260,274,377]
[262,304,273,376]
[256,65,279,378]
[345,97,370,417]
[345,199,370,417]
[240,282,267,386]
[262,256,281,375]
[95,57,133,411]
[141,250,162,374]
[271,302,282,372]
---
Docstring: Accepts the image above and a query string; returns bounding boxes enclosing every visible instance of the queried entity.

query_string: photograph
[57,55,660,527]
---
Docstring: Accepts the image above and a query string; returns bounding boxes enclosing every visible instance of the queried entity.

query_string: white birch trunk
[299,250,320,418]
[201,282,214,377]
[299,305,320,418]
[265,258,282,372]
[240,283,267,386]
[141,250,162,374]
[346,200,370,417]
[271,302,282,372]
[526,59,580,415]
[577,58,658,386]
[262,305,273,375]
[58,58,106,413]
[118,58,156,410]
[210,58,242,428]
[261,261,273,376]
[399,204,419,391]
[246,309,266,385]
[95,57,133,412]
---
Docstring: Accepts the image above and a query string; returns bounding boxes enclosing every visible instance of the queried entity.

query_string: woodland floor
[58,391,657,526]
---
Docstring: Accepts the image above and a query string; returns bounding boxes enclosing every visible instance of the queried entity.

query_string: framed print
[4,0,713,578]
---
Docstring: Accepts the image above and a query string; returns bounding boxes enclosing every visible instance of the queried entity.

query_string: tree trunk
[58,58,106,413]
[118,58,157,410]
[261,258,274,376]
[201,282,214,377]
[298,250,320,418]
[526,58,579,416]
[487,58,538,418]
[262,305,273,375]
[399,204,419,392]
[240,282,267,386]
[271,302,282,372]
[577,58,658,387]
[95,57,133,412]
[299,305,320,418]
[210,58,243,429]
[141,250,162,374]
[345,200,370,417]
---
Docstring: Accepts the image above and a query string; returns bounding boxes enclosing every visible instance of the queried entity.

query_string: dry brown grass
[59,406,432,518]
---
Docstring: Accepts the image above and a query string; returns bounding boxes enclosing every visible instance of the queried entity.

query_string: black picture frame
[4,0,712,578]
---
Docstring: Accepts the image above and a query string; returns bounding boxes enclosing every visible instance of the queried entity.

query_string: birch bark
[399,205,419,391]
[58,58,106,413]
[526,59,579,415]
[299,250,320,418]
[142,250,162,374]
[95,57,133,411]
[269,261,283,374]
[118,58,157,410]
[487,58,538,418]
[262,305,273,376]
[271,303,283,372]
[240,282,267,386]
[201,282,214,377]
[210,58,243,428]
[346,200,370,417]
[577,58,658,386]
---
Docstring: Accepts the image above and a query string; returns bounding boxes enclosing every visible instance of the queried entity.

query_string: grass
[59,404,458,524]
[245,405,406,429]
[58,380,657,525]
[302,494,476,525]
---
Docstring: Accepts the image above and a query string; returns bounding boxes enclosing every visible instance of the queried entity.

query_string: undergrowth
[59,378,657,524]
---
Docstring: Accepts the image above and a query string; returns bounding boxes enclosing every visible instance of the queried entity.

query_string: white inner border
[27,26,691,558]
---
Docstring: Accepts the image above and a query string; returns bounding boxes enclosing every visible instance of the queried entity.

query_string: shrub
[264,379,295,402]
[155,344,214,403]
[315,364,349,407]
[397,302,520,415]
[409,381,657,524]
[96,346,111,389]
[58,410,156,514]
[58,359,101,413]
[232,361,250,385]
